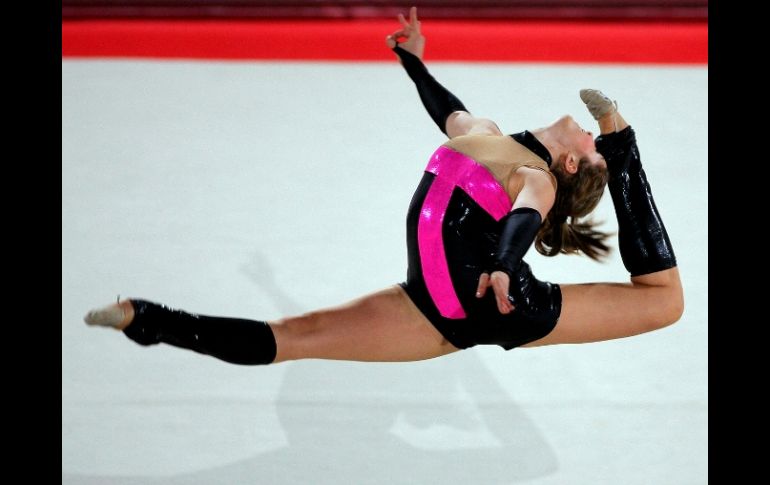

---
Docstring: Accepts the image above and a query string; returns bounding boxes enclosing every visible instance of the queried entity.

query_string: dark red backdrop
[61,1,708,63]
[62,0,708,20]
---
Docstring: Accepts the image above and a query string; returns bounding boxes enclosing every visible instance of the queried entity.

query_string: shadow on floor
[62,252,557,484]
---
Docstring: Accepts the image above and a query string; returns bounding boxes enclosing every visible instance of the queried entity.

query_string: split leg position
[85,91,683,363]
[87,285,458,364]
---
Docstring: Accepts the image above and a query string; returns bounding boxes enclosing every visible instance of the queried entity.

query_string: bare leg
[86,286,459,363]
[523,268,683,346]
[271,285,459,363]
[526,91,683,346]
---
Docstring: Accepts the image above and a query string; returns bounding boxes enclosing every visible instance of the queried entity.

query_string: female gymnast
[85,7,683,365]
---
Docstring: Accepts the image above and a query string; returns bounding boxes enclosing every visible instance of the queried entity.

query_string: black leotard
[399,133,561,350]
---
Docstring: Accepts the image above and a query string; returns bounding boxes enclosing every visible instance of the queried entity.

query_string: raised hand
[385,6,425,60]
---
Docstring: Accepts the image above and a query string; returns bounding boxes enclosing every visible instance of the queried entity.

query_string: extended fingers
[399,7,420,31]
[492,278,514,314]
[479,272,515,313]
[476,273,490,298]
[410,6,420,27]
[494,291,513,314]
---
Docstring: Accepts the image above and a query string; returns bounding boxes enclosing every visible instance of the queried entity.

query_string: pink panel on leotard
[418,146,512,319]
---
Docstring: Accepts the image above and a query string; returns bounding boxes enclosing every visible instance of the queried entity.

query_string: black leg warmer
[595,126,677,276]
[123,299,277,365]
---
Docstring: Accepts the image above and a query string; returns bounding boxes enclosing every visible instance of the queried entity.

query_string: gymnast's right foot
[580,89,617,120]
[84,299,135,330]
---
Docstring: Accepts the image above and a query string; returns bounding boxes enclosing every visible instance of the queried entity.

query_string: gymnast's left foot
[84,299,135,330]
[580,89,617,120]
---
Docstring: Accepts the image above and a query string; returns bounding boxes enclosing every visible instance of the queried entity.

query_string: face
[553,115,606,170]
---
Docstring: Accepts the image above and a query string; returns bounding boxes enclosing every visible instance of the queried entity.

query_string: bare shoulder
[507,167,556,216]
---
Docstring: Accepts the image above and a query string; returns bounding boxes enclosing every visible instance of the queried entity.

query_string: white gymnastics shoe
[580,89,618,120]
[84,300,128,329]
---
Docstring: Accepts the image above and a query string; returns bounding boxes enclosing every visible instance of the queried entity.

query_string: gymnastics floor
[62,58,707,484]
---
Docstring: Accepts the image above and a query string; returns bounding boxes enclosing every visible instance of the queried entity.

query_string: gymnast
[85,7,683,365]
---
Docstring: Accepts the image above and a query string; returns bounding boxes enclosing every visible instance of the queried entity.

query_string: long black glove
[393,45,468,135]
[491,207,543,279]
[492,212,560,324]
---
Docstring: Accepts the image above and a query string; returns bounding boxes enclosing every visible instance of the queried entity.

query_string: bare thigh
[523,268,683,347]
[270,285,460,363]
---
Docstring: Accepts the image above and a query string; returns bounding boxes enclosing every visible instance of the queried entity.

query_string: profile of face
[543,115,609,224]
[551,115,606,174]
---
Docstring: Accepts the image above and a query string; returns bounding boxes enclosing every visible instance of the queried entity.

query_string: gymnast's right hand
[476,271,516,315]
[385,6,425,60]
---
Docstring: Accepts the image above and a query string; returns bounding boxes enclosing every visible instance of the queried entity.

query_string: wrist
[491,259,521,279]
[503,261,534,305]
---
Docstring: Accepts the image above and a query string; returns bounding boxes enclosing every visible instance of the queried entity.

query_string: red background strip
[62,19,708,64]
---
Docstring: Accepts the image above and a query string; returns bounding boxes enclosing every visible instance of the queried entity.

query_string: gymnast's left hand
[476,271,515,314]
[385,6,425,59]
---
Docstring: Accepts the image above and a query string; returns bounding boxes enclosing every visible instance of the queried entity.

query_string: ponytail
[535,157,611,261]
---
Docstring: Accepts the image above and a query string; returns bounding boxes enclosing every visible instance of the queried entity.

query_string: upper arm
[507,168,556,220]
[445,112,503,138]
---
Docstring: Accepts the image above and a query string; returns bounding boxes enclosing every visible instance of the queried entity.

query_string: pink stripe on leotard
[418,146,512,319]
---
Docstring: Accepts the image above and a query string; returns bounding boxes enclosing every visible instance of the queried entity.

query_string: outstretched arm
[387,7,501,137]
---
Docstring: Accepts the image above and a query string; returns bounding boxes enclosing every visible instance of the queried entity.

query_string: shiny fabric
[420,146,512,318]
[493,207,543,277]
[595,127,676,276]
[123,299,277,365]
[401,147,562,350]
[509,131,553,167]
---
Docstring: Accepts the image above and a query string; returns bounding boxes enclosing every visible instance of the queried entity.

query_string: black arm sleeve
[492,207,542,276]
[393,45,468,135]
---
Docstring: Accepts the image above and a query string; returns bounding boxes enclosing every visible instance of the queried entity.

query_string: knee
[652,285,685,331]
[632,267,684,332]
[275,311,324,337]
[270,311,327,362]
